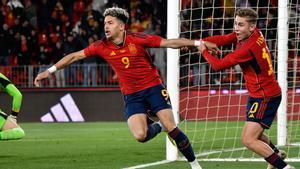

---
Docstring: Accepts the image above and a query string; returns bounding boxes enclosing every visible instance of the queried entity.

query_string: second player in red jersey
[201,27,280,98]
[198,8,294,169]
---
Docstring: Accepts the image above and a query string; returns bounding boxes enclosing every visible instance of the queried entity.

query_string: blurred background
[0,0,167,88]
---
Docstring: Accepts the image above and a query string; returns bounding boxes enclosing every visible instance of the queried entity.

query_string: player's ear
[120,23,125,31]
[249,23,256,32]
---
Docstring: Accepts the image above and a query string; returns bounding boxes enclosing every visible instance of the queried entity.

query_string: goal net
[170,0,300,161]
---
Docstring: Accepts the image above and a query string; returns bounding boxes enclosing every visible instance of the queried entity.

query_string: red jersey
[203,28,281,98]
[84,32,163,95]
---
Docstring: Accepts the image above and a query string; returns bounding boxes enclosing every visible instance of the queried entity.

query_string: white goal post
[167,0,300,162]
[277,0,288,146]
[166,0,180,161]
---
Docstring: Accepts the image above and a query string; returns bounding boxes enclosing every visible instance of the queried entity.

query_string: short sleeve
[144,34,162,47]
[83,40,103,57]
[130,33,162,48]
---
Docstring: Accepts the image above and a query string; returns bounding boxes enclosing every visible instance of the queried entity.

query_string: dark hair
[236,8,258,24]
[103,7,129,24]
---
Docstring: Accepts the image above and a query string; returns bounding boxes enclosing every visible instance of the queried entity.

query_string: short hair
[103,7,129,24]
[236,8,258,24]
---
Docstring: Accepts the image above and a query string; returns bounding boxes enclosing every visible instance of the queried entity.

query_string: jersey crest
[128,43,137,54]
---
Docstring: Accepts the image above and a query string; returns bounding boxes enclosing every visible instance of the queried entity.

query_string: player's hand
[34,71,50,87]
[203,41,220,54]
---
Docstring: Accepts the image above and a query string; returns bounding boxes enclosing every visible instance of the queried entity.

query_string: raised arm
[159,38,195,48]
[34,50,86,87]
[159,38,220,53]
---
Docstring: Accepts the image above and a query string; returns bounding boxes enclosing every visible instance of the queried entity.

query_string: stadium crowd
[0,0,167,86]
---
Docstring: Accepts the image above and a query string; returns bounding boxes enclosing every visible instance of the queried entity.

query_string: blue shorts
[123,84,172,120]
[246,95,281,129]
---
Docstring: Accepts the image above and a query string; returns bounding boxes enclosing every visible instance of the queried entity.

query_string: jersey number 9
[121,57,130,68]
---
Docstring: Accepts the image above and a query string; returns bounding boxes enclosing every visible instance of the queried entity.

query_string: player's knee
[133,131,147,143]
[241,136,254,148]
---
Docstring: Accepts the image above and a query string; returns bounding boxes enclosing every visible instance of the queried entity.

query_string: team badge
[128,43,137,54]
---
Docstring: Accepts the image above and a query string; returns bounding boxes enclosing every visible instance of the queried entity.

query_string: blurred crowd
[0,0,166,65]
[0,0,167,86]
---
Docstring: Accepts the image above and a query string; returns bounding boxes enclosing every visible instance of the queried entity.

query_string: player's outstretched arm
[160,38,220,53]
[34,50,86,87]
[160,38,195,48]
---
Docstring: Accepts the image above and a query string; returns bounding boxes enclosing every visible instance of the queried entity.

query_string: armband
[194,40,201,46]
[194,39,204,46]
[47,65,57,74]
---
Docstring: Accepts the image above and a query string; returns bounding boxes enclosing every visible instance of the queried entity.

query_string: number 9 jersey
[84,32,163,95]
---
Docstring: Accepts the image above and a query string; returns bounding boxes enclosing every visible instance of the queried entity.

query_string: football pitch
[1,122,299,169]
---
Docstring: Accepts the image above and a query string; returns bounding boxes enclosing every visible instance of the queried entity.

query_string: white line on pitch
[123,160,172,169]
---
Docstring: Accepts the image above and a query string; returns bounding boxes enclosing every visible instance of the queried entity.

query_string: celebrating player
[34,7,219,169]
[197,8,294,169]
[0,73,25,140]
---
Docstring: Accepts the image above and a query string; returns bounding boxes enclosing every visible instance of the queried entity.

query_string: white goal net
[169,0,300,161]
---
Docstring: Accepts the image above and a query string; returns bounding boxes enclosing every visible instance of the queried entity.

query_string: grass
[0,122,299,169]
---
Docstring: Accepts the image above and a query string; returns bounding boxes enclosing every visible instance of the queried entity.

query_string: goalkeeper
[0,73,25,140]
[198,8,294,169]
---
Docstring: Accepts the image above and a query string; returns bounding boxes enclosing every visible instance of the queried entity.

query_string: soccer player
[34,7,218,169]
[197,8,294,169]
[0,73,25,140]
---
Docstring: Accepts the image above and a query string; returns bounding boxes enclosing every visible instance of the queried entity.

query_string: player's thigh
[127,113,148,139]
[156,109,176,132]
[146,84,172,116]
[242,121,264,143]
[124,89,148,120]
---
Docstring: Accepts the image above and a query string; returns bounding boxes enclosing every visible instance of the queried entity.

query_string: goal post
[277,0,288,146]
[167,0,300,162]
[166,0,180,161]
